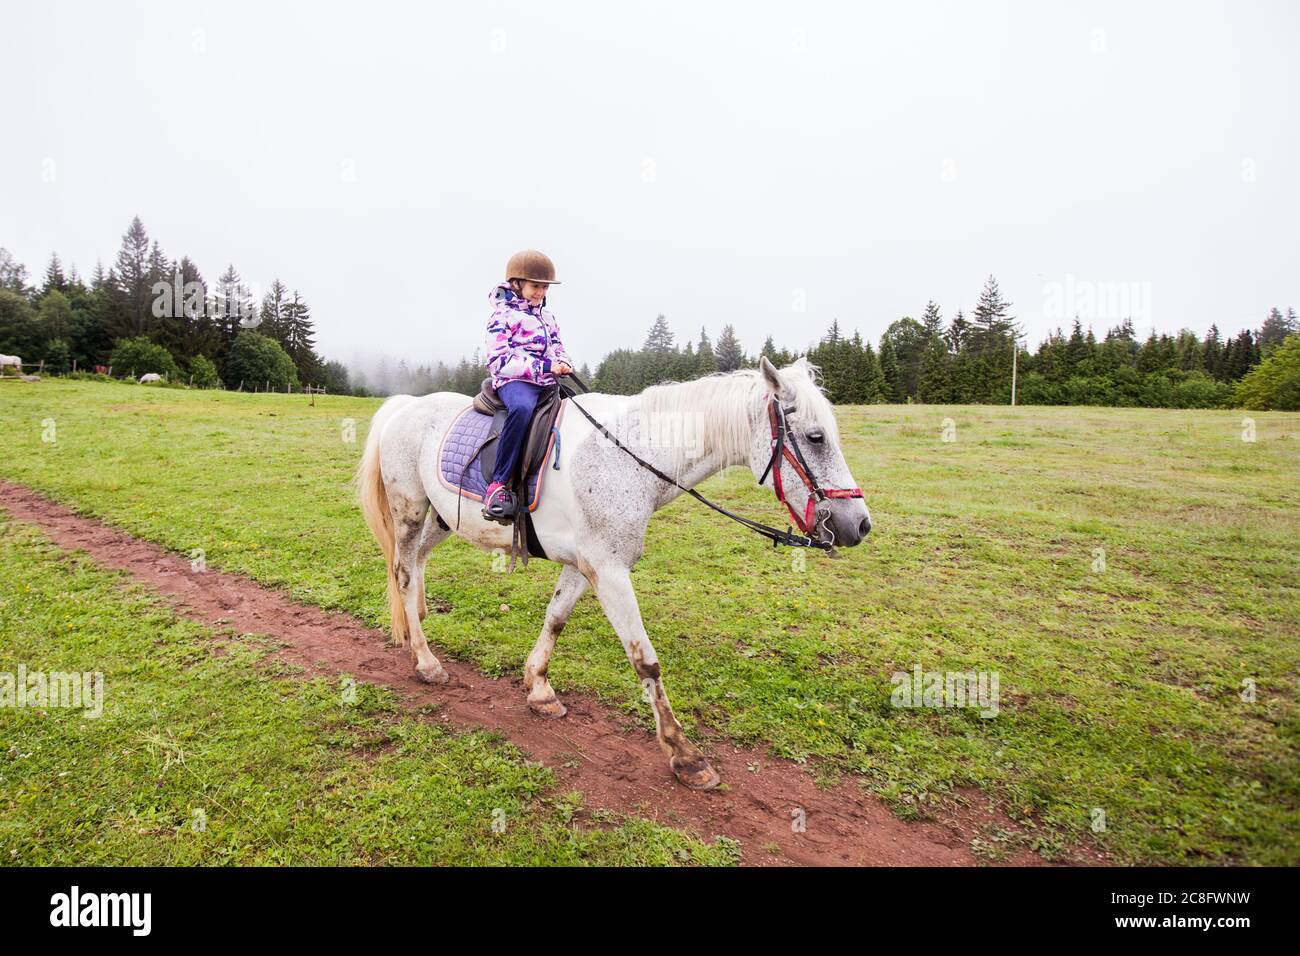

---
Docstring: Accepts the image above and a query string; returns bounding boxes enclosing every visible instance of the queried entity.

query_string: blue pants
[492,380,546,485]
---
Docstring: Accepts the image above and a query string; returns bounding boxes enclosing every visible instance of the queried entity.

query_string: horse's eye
[807,431,824,444]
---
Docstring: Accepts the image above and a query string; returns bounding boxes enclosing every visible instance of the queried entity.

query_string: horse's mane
[626,359,840,480]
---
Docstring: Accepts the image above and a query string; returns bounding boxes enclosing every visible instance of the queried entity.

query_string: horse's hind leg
[391,493,450,685]
[415,511,450,620]
[523,564,589,719]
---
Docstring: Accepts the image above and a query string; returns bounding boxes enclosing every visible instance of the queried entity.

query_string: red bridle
[758,395,864,536]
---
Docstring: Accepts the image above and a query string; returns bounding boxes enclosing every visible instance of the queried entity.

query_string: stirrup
[482,485,516,524]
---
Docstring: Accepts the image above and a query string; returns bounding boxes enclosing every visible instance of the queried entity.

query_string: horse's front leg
[588,563,719,790]
[523,563,589,719]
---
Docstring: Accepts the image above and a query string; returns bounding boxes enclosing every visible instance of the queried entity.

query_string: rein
[562,373,860,552]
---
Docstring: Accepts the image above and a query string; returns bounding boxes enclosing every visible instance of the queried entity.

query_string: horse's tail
[356,395,418,647]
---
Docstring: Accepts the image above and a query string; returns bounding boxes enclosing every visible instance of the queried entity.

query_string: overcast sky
[2,0,1297,370]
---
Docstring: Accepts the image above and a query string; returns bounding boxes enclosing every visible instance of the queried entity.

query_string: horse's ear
[790,355,815,377]
[759,355,792,400]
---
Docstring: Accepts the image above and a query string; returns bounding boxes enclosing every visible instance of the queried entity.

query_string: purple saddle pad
[436,404,559,512]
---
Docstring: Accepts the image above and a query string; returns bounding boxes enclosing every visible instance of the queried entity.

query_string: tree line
[0,217,351,393]
[586,276,1297,410]
[3,237,1295,409]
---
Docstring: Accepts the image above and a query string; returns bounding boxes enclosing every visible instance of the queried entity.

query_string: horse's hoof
[416,663,450,685]
[672,758,721,790]
[528,697,567,720]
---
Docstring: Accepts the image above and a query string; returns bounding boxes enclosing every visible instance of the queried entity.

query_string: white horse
[356,356,871,789]
[0,354,21,374]
[139,373,163,384]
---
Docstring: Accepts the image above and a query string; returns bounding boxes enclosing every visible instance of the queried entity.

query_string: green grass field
[1,379,1297,864]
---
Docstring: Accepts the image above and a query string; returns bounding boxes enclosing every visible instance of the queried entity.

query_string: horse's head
[750,356,872,549]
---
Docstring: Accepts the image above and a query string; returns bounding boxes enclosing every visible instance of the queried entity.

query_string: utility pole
[1008,340,1019,408]
[1011,333,1020,406]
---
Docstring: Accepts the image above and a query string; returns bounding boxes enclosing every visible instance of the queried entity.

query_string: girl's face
[517,280,549,305]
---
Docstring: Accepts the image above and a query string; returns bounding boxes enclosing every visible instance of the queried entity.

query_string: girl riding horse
[481,250,574,523]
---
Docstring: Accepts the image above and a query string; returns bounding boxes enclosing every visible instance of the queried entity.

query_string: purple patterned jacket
[485,280,573,389]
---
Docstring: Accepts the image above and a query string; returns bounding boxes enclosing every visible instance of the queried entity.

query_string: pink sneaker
[482,481,516,522]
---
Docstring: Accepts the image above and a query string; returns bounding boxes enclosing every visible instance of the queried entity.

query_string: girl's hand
[554,362,573,376]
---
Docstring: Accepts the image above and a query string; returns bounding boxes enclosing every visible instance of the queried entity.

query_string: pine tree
[696,327,716,374]
[43,253,66,293]
[643,314,675,353]
[147,257,199,360]
[1065,318,1089,374]
[715,324,744,371]
[969,274,1017,354]
[1203,325,1224,379]
[216,265,254,333]
[1105,317,1139,366]
[1259,307,1297,354]
[260,280,290,345]
[1220,338,1237,381]
[841,330,870,403]
[879,338,901,402]
[1036,329,1066,382]
[282,290,321,384]
[146,241,169,289]
[212,264,254,369]
[945,310,970,354]
[917,334,950,403]
[1174,329,1203,371]
[860,343,886,403]
[112,216,152,338]
[1236,330,1260,376]
[807,321,846,397]
[921,300,944,338]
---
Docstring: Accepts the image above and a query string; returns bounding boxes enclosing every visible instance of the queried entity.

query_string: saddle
[440,377,577,571]
[470,377,567,490]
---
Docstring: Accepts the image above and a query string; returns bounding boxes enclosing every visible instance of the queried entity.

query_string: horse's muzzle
[816,500,871,548]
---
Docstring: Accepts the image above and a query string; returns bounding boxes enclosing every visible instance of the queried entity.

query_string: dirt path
[0,480,1091,866]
